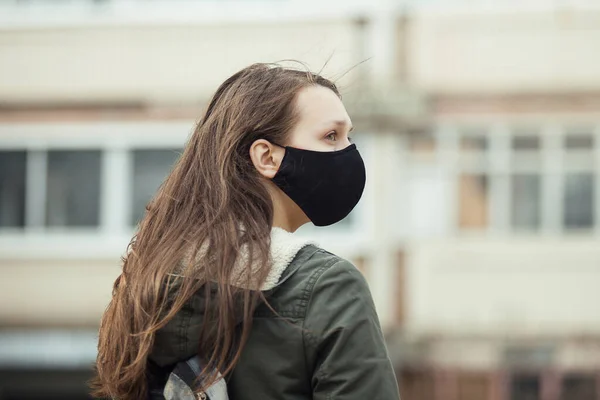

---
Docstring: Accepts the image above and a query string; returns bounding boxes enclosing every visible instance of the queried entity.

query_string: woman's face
[285,85,353,151]
[248,84,357,231]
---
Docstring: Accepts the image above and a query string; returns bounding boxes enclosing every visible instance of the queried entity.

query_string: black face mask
[272,143,366,227]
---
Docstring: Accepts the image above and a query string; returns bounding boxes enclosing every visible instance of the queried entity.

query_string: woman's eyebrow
[328,120,354,131]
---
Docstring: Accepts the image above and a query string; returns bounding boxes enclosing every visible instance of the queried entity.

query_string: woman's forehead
[293,86,352,129]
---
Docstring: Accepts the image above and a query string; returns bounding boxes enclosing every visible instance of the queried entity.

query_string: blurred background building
[1,0,600,399]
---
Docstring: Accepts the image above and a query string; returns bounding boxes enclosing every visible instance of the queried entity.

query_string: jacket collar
[175,227,315,291]
[262,227,315,291]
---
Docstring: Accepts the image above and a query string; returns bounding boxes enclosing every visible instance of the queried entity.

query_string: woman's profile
[90,63,400,400]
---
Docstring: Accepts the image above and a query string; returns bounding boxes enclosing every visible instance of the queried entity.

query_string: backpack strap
[163,356,229,400]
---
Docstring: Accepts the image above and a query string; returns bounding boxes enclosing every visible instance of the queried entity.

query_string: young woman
[91,63,400,400]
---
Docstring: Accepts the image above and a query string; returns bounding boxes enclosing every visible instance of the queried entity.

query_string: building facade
[1,0,600,399]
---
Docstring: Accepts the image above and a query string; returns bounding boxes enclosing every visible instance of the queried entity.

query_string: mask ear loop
[269,141,286,149]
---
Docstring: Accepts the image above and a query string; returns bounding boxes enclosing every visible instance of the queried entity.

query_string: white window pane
[511,174,541,230]
[0,151,26,228]
[563,173,594,230]
[131,149,181,226]
[46,150,101,227]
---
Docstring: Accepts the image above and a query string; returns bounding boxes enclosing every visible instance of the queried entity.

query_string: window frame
[428,122,600,236]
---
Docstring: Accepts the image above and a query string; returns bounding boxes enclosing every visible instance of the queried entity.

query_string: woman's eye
[325,131,337,141]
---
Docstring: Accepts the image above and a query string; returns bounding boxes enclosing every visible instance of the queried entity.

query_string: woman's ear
[249,139,285,179]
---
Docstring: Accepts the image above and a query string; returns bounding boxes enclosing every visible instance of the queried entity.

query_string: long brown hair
[90,63,339,399]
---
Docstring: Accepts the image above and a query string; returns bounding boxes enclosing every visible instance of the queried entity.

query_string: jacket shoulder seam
[298,253,341,318]
[300,255,346,346]
[300,254,344,380]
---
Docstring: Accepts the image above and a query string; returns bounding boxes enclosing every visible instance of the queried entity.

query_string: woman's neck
[269,184,308,233]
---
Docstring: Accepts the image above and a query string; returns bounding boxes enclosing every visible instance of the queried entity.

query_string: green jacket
[149,244,400,400]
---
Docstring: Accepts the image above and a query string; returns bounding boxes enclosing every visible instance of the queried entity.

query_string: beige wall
[7,7,600,104]
[406,238,600,336]
[0,20,359,103]
[0,259,120,326]
[407,9,600,93]
[5,8,600,101]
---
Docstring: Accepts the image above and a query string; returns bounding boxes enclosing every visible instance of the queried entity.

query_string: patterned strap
[164,357,229,400]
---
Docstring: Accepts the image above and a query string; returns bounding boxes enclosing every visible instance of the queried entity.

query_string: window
[504,345,554,368]
[511,174,541,231]
[513,135,540,151]
[563,131,595,231]
[460,128,488,153]
[563,173,594,230]
[458,174,488,229]
[512,132,541,170]
[0,121,195,238]
[0,151,26,228]
[564,134,594,150]
[561,374,597,400]
[510,374,540,400]
[0,149,102,230]
[46,150,101,227]
[131,149,181,226]
[442,124,600,235]
[459,129,488,175]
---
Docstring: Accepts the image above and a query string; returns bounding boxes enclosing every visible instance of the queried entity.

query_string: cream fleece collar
[262,227,315,291]
[175,227,315,291]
